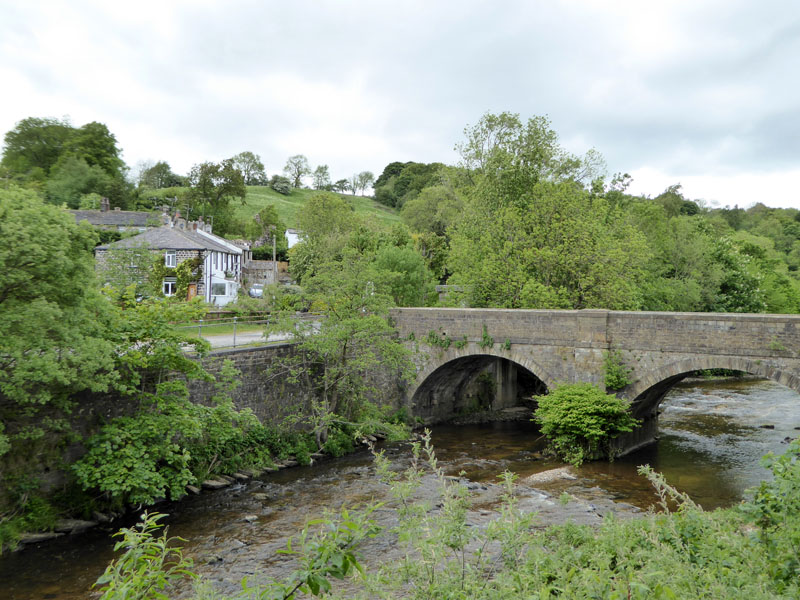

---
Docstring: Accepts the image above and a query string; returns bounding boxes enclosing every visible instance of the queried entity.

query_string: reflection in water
[1,378,798,599]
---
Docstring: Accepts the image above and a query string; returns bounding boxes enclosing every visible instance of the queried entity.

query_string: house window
[163,278,177,297]
[211,282,227,296]
[165,250,177,267]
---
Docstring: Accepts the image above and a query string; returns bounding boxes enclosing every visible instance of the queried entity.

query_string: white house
[95,213,246,307]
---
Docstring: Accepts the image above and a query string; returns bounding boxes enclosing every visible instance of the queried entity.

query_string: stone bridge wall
[391,308,800,450]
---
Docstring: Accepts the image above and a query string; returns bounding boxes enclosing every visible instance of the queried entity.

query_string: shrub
[269,175,292,195]
[533,383,640,466]
[603,349,633,390]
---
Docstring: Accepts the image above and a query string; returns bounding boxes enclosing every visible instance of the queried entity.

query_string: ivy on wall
[148,254,203,299]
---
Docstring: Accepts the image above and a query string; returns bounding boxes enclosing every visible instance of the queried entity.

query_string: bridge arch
[628,355,800,419]
[408,346,554,423]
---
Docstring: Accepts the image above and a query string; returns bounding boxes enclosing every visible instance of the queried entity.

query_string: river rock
[186,484,201,495]
[54,519,98,534]
[92,511,112,523]
[243,515,258,523]
[232,472,250,481]
[202,479,229,490]
[217,474,236,484]
[252,493,269,501]
[523,467,577,485]
[18,531,64,544]
[283,459,299,467]
[760,424,775,429]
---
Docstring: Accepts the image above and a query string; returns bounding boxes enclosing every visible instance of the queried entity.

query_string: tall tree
[187,159,246,235]
[312,164,331,190]
[232,151,266,185]
[0,117,74,176]
[138,160,183,189]
[283,154,311,188]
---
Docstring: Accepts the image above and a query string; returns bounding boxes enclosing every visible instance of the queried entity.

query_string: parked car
[249,283,264,298]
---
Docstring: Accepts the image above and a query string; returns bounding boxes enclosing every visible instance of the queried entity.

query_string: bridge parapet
[391,308,800,446]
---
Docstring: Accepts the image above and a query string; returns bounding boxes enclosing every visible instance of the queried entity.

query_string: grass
[237,186,402,229]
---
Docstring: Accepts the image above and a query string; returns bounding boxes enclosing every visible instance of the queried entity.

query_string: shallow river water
[1,377,798,599]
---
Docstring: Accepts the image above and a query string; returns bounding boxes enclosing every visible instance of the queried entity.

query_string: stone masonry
[391,308,800,453]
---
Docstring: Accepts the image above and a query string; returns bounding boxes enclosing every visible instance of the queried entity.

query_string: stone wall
[186,342,407,425]
[391,308,800,450]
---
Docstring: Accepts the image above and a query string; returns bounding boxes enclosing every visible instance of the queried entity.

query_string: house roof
[70,209,156,227]
[97,226,241,255]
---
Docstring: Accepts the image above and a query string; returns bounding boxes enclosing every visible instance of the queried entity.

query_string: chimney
[114,207,121,211]
[100,197,110,212]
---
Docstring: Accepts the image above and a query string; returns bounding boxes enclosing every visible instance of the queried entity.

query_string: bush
[269,175,292,195]
[534,383,639,466]
[604,349,633,390]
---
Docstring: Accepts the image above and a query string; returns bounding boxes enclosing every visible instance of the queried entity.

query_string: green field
[237,186,401,230]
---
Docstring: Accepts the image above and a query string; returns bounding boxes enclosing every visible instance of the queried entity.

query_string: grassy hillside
[237,186,401,230]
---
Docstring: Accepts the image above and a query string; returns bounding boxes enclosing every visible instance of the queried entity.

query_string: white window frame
[165,250,177,268]
[163,278,177,297]
[211,282,227,296]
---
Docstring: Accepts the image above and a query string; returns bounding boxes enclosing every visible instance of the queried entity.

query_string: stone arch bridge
[390,308,800,453]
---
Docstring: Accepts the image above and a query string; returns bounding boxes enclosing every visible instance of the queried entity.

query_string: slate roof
[96,227,239,254]
[70,209,156,227]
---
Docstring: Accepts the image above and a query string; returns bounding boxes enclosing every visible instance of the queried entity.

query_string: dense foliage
[534,383,640,465]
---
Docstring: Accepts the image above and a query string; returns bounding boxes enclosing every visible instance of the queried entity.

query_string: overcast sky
[1,0,798,209]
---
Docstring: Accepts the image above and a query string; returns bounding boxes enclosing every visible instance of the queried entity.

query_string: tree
[290,192,357,282]
[357,171,375,196]
[0,116,74,175]
[62,121,125,178]
[267,250,414,448]
[373,162,444,207]
[232,151,266,185]
[371,244,436,306]
[45,156,112,208]
[186,159,246,235]
[138,161,183,189]
[332,178,350,193]
[0,186,120,465]
[401,183,464,236]
[283,155,311,188]
[456,111,603,184]
[312,164,331,190]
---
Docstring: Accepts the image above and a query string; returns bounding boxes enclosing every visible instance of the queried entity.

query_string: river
[1,377,798,599]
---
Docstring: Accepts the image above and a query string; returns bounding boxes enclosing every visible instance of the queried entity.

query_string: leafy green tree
[268,250,414,447]
[45,156,112,208]
[0,187,120,480]
[456,111,603,184]
[232,151,266,185]
[62,121,125,178]
[401,183,464,236]
[312,164,331,190]
[137,160,183,189]
[356,171,375,195]
[372,244,437,306]
[448,182,648,309]
[0,116,74,175]
[332,178,350,193]
[374,161,444,207]
[284,154,311,188]
[187,159,246,235]
[290,192,358,283]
